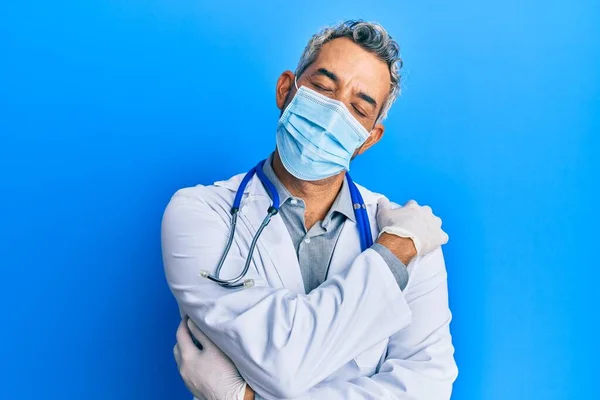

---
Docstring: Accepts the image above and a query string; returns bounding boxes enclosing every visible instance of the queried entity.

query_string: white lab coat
[162,171,458,400]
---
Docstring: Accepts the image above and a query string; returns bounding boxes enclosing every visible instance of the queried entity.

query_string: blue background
[1,1,598,399]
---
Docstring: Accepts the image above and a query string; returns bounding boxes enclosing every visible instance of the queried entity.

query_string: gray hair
[295,20,403,122]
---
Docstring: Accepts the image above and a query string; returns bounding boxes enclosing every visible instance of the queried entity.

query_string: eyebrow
[314,68,338,82]
[357,92,377,109]
[313,67,378,109]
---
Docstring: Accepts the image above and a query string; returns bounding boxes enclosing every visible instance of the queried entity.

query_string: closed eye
[352,105,367,118]
[312,82,334,93]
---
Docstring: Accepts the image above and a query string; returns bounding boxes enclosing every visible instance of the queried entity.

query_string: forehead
[307,37,391,100]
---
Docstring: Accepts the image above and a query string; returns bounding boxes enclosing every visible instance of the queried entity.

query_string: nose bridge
[336,75,365,113]
[336,78,355,106]
[327,83,354,114]
[314,86,352,112]
[337,88,353,110]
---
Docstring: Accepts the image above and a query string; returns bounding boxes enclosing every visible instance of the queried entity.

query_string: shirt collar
[327,177,356,223]
[261,153,356,223]
[261,153,293,206]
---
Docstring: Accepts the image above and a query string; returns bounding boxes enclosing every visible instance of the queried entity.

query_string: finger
[389,201,402,210]
[404,199,419,207]
[175,318,198,354]
[173,343,182,369]
[377,197,391,210]
[434,216,442,227]
[186,319,215,352]
[441,230,449,244]
[175,319,189,344]
[422,205,432,214]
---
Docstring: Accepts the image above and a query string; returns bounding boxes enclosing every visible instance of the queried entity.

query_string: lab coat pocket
[353,339,388,374]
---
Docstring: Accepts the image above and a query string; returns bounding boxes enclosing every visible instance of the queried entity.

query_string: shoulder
[162,172,246,227]
[166,172,246,209]
[404,247,448,301]
[353,182,386,206]
[168,185,220,206]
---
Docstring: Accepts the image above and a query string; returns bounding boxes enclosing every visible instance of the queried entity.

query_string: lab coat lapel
[214,173,381,292]
[328,218,363,277]
[238,177,305,294]
[329,184,379,277]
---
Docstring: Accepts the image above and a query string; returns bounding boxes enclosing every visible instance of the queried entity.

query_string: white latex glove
[173,318,247,400]
[376,198,449,256]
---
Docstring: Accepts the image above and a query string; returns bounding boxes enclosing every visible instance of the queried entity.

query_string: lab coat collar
[213,164,379,293]
[261,153,357,223]
[213,165,379,206]
[213,170,258,196]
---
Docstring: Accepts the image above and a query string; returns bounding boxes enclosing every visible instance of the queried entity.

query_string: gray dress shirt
[261,154,408,293]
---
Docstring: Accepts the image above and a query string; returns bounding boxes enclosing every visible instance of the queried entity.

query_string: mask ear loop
[294,75,299,90]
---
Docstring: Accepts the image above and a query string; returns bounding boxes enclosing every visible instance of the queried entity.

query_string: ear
[276,70,296,111]
[355,124,385,155]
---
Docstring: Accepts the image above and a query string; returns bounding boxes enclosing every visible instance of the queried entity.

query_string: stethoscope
[199,159,373,288]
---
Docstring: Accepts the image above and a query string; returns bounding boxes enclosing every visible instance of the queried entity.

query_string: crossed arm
[163,189,457,399]
[291,248,458,399]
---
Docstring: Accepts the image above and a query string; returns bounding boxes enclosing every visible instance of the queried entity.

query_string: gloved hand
[173,318,247,400]
[376,198,449,257]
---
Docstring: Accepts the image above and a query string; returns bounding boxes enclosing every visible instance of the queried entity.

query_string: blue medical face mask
[276,80,371,181]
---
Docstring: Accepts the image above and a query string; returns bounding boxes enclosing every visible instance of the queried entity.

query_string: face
[276,37,392,156]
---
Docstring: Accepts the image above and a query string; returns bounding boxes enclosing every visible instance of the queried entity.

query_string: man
[162,20,458,400]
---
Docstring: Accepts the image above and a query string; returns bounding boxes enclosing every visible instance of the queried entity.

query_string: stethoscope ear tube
[199,202,276,289]
[212,211,239,279]
[345,173,373,251]
[199,160,372,289]
[199,160,279,289]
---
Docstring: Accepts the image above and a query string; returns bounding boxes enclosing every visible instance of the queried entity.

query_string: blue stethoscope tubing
[200,159,372,288]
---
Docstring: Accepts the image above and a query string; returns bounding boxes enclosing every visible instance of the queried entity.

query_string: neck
[272,150,345,224]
